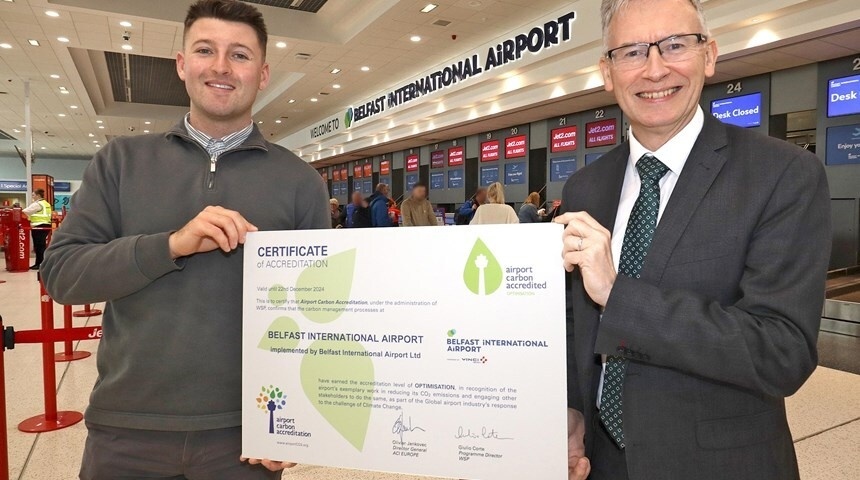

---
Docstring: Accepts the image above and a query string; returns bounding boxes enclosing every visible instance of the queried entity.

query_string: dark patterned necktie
[599,154,669,449]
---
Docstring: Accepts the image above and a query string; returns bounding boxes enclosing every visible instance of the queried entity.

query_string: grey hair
[601,0,710,52]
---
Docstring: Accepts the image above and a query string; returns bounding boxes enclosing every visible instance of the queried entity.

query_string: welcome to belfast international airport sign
[307,11,577,142]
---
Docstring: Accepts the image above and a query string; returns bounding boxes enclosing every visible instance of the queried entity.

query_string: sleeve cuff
[134,231,184,280]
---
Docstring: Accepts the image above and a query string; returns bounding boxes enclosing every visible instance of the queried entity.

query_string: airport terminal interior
[1,0,860,478]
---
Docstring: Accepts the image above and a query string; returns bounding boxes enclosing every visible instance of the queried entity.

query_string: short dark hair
[184,0,268,57]
[34,189,45,198]
[412,181,427,190]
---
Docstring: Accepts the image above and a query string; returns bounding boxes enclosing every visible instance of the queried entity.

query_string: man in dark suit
[557,1,831,479]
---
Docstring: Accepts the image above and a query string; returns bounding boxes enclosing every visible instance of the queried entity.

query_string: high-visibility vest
[29,199,52,225]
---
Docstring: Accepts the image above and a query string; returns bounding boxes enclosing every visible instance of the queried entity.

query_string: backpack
[453,202,472,225]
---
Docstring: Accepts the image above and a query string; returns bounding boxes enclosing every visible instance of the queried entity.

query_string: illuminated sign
[585,119,617,148]
[711,93,762,128]
[481,140,500,162]
[406,154,419,172]
[551,126,577,153]
[505,135,527,158]
[353,164,363,178]
[448,146,464,166]
[363,163,373,177]
[380,160,391,175]
[431,150,445,169]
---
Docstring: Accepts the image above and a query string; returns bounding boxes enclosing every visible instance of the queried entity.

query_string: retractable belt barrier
[0,280,103,480]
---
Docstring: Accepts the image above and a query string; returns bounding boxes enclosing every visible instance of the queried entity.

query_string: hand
[538,208,547,216]
[568,408,591,480]
[554,211,617,306]
[240,457,297,472]
[472,203,478,210]
[169,206,258,259]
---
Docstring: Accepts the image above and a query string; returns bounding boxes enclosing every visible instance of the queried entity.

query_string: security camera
[122,31,130,42]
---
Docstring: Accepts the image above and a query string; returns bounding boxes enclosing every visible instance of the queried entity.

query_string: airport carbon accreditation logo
[463,238,502,295]
[256,385,286,434]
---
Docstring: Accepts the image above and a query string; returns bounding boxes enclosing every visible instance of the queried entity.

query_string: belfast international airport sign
[307,11,577,143]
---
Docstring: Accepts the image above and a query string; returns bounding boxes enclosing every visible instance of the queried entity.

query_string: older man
[558,1,831,479]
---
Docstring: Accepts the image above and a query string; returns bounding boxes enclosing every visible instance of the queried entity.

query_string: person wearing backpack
[368,183,393,227]
[455,187,486,225]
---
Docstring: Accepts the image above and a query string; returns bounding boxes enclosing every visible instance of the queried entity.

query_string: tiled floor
[1,267,858,479]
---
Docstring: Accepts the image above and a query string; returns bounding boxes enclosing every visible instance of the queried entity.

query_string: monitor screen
[828,74,860,118]
[480,165,499,186]
[710,92,762,128]
[430,172,445,190]
[550,157,577,182]
[406,174,418,191]
[504,162,526,185]
[825,124,860,165]
[448,169,464,189]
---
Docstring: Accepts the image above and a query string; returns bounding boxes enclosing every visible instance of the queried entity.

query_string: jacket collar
[166,118,269,152]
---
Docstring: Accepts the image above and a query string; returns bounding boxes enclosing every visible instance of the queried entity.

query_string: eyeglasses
[606,33,707,70]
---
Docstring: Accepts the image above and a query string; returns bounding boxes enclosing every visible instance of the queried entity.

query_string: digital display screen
[550,157,577,182]
[448,146,464,166]
[585,119,617,148]
[504,162,526,185]
[430,172,445,190]
[585,153,604,166]
[828,74,860,118]
[481,140,500,161]
[551,126,578,153]
[505,135,527,159]
[406,174,419,191]
[431,150,445,169]
[362,180,372,194]
[825,124,860,165]
[480,165,499,186]
[448,169,464,189]
[406,155,419,172]
[380,160,390,175]
[332,183,340,196]
[710,92,762,128]
[378,176,390,188]
[354,180,362,193]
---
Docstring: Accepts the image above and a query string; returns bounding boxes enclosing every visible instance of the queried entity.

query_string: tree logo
[463,238,503,295]
[256,385,286,434]
[344,107,354,129]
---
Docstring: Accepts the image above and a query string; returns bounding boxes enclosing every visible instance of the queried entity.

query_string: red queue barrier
[72,303,102,318]
[0,281,103,480]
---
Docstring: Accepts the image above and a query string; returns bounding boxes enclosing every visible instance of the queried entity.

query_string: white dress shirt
[597,106,705,407]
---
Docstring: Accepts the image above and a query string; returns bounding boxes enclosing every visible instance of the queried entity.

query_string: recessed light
[410,35,421,42]
[421,4,438,13]
[330,68,341,74]
[360,66,370,72]
[275,41,287,48]
[88,133,94,137]
[144,121,151,125]
[332,84,341,89]
[50,74,60,79]
[119,21,132,27]
[58,113,66,117]
[40,146,46,150]
[96,120,103,124]
[275,119,282,124]
[98,125,105,129]
[57,36,70,43]
[28,39,40,46]
[0,43,11,49]
[121,44,132,51]
[143,130,149,133]
[288,99,296,104]
[20,124,25,128]
[310,97,319,102]
[70,105,78,109]
[45,10,60,17]
[59,89,69,94]
[12,129,20,133]
[257,120,263,124]
[92,140,98,144]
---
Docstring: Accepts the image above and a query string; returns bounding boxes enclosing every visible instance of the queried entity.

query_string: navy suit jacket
[561,115,831,480]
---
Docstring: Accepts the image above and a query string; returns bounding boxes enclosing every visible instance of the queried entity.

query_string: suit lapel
[590,143,629,233]
[640,116,729,284]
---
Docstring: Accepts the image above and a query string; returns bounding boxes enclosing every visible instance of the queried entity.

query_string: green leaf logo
[301,340,374,451]
[463,238,502,295]
[296,249,357,323]
[257,316,300,351]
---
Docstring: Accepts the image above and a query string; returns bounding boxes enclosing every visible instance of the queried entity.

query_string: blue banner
[826,124,860,165]
[430,172,445,190]
[480,166,499,186]
[447,169,464,189]
[0,180,27,192]
[711,92,762,128]
[406,174,418,191]
[828,74,860,118]
[550,157,576,182]
[54,181,72,192]
[505,162,526,185]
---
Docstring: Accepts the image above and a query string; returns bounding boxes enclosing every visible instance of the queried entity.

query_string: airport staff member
[21,188,52,270]
[557,1,831,479]
[41,1,327,478]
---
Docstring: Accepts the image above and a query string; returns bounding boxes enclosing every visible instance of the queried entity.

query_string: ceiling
[0,0,575,159]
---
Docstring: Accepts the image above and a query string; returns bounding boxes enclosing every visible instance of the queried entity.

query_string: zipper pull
[210,154,217,172]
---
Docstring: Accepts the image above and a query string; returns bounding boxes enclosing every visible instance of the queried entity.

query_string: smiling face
[177,17,269,138]
[600,0,717,150]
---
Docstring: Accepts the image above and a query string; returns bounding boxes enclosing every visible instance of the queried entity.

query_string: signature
[392,412,425,443]
[455,426,514,440]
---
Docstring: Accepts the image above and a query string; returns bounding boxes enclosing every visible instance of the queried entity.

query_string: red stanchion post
[17,281,83,433]
[54,304,91,363]
[72,303,102,318]
[0,315,9,480]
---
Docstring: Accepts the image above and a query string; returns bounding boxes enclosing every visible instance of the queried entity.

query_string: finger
[262,460,296,471]
[193,220,232,252]
[562,251,584,271]
[563,235,586,254]
[199,211,241,250]
[217,208,257,241]
[553,212,578,225]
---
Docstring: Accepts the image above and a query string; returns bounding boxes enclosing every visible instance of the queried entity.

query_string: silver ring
[578,237,584,251]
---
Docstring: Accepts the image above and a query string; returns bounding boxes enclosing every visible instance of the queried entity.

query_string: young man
[41,1,328,478]
[400,181,437,227]
[21,188,52,269]
[558,1,830,479]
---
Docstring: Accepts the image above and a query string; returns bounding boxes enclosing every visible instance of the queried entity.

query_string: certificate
[242,224,567,479]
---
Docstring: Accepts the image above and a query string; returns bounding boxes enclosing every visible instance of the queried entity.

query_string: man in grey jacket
[41,1,328,478]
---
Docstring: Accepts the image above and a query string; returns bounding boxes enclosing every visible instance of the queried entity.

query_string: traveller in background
[400,181,437,227]
[388,198,401,226]
[470,182,518,225]
[330,198,343,228]
[560,1,830,479]
[518,191,546,224]
[21,188,52,270]
[345,191,371,228]
[368,183,393,227]
[41,1,327,478]
[456,187,487,224]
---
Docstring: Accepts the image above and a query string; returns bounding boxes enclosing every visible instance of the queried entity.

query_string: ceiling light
[40,146,46,150]
[330,68,341,74]
[143,130,149,133]
[360,66,370,72]
[12,129,20,133]
[57,36,70,43]
[121,44,132,51]
[92,140,98,144]
[257,120,263,124]
[332,84,341,89]
[421,4,438,13]
[96,120,103,124]
[88,133,94,137]
[50,74,60,79]
[288,99,295,104]
[0,43,11,49]
[144,121,151,125]
[98,125,105,129]
[410,35,421,42]
[275,119,282,124]
[119,21,132,27]
[45,10,60,17]
[275,41,287,48]
[28,39,40,46]
[70,105,78,109]
[58,113,66,117]
[310,97,319,102]
[20,124,25,127]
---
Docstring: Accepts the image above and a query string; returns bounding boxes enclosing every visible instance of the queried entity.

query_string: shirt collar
[183,112,254,157]
[628,106,704,176]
